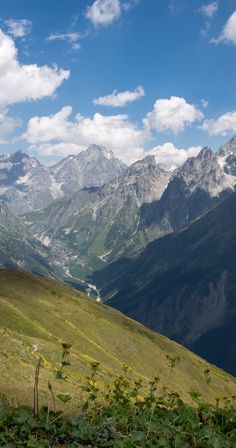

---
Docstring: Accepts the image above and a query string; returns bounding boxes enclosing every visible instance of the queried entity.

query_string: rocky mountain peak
[10,150,28,163]
[218,136,236,176]
[49,144,127,197]
[197,146,214,161]
[175,146,235,196]
[127,155,157,175]
[0,145,128,214]
[84,144,114,160]
[219,135,236,156]
[0,150,41,187]
[176,146,214,178]
[1,150,40,168]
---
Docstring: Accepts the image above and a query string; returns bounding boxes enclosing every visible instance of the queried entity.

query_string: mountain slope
[0,269,235,406]
[93,192,236,375]
[24,156,170,277]
[0,202,56,277]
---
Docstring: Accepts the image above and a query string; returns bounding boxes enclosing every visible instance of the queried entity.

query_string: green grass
[0,268,236,410]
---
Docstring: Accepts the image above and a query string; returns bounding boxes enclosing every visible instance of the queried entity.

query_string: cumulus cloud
[85,0,121,26]
[0,29,69,106]
[93,85,145,107]
[22,106,147,164]
[22,105,205,168]
[147,143,202,171]
[5,18,32,37]
[48,32,81,50]
[85,0,138,26]
[201,111,236,135]
[144,96,204,134]
[22,105,204,168]
[199,1,218,18]
[211,10,236,44]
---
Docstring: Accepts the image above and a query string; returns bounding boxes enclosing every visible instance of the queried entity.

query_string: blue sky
[0,0,236,168]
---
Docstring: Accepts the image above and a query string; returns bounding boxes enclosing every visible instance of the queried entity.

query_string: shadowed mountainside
[93,192,236,375]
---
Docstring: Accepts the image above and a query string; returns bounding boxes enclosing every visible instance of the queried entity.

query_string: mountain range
[0,136,236,374]
[22,136,236,279]
[23,155,170,278]
[0,145,126,214]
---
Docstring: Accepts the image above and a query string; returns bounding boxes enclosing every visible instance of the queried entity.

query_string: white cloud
[93,85,145,107]
[211,10,236,44]
[200,98,209,108]
[0,29,69,106]
[85,0,121,26]
[5,18,32,37]
[28,142,85,157]
[199,2,218,38]
[144,96,204,134]
[147,143,202,171]
[0,109,19,144]
[199,2,218,18]
[48,32,81,50]
[23,106,148,164]
[22,106,205,168]
[122,0,140,12]
[201,111,236,135]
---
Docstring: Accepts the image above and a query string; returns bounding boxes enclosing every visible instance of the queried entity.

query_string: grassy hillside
[0,269,235,410]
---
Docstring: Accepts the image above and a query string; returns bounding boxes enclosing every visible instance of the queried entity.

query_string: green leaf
[15,408,32,424]
[130,431,145,445]
[57,393,72,403]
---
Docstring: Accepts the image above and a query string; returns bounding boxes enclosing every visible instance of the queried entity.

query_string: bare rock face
[0,150,61,213]
[50,144,127,196]
[0,145,127,214]
[176,147,236,196]
[138,144,236,243]
[218,135,236,176]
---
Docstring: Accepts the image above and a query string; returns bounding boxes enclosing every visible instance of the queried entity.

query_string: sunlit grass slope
[0,269,235,407]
